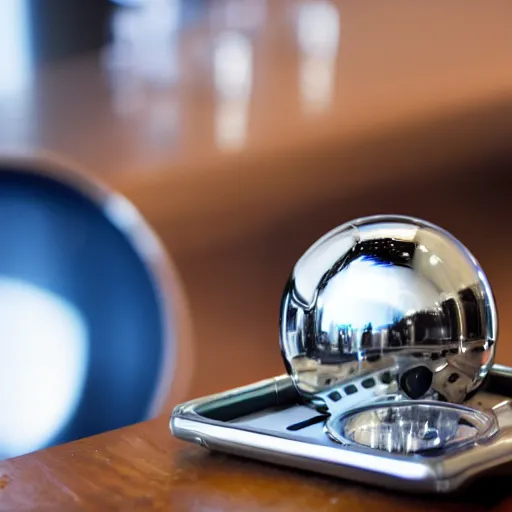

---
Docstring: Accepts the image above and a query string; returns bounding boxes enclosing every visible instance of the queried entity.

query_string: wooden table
[2,413,512,512]
[2,175,512,510]
[1,1,512,510]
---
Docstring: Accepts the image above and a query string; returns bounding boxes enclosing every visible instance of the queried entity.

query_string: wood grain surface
[1,415,509,512]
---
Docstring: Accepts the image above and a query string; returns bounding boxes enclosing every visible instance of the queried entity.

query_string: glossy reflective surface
[326,401,498,454]
[171,368,512,492]
[281,215,498,405]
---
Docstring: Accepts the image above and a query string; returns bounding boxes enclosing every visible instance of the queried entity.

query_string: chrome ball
[280,215,497,404]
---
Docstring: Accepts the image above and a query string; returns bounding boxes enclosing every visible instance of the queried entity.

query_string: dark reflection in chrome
[281,215,497,407]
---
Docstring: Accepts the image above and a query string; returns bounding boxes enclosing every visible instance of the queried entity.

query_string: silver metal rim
[325,399,499,453]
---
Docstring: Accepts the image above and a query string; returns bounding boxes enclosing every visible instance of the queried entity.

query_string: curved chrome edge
[171,375,287,423]
[325,400,499,452]
[170,365,512,493]
[488,363,512,377]
[171,365,512,424]
[0,150,194,417]
[289,213,487,308]
[172,416,441,490]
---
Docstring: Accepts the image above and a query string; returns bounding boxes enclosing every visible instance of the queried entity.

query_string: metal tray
[171,364,512,493]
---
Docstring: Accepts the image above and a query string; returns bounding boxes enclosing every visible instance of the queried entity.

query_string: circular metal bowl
[326,400,498,454]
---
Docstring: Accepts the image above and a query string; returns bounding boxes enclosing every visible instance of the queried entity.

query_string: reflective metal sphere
[280,215,497,405]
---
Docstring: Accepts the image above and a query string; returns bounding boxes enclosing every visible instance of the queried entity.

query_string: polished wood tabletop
[2,409,512,512]
[0,0,512,510]
[1,0,510,253]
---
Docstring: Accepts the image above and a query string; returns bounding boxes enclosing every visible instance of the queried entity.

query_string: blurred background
[0,0,511,458]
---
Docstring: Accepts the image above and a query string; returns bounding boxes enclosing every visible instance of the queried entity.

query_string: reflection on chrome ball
[280,215,497,404]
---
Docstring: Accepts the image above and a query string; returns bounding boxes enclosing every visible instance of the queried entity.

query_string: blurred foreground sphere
[0,154,191,459]
[280,215,497,404]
